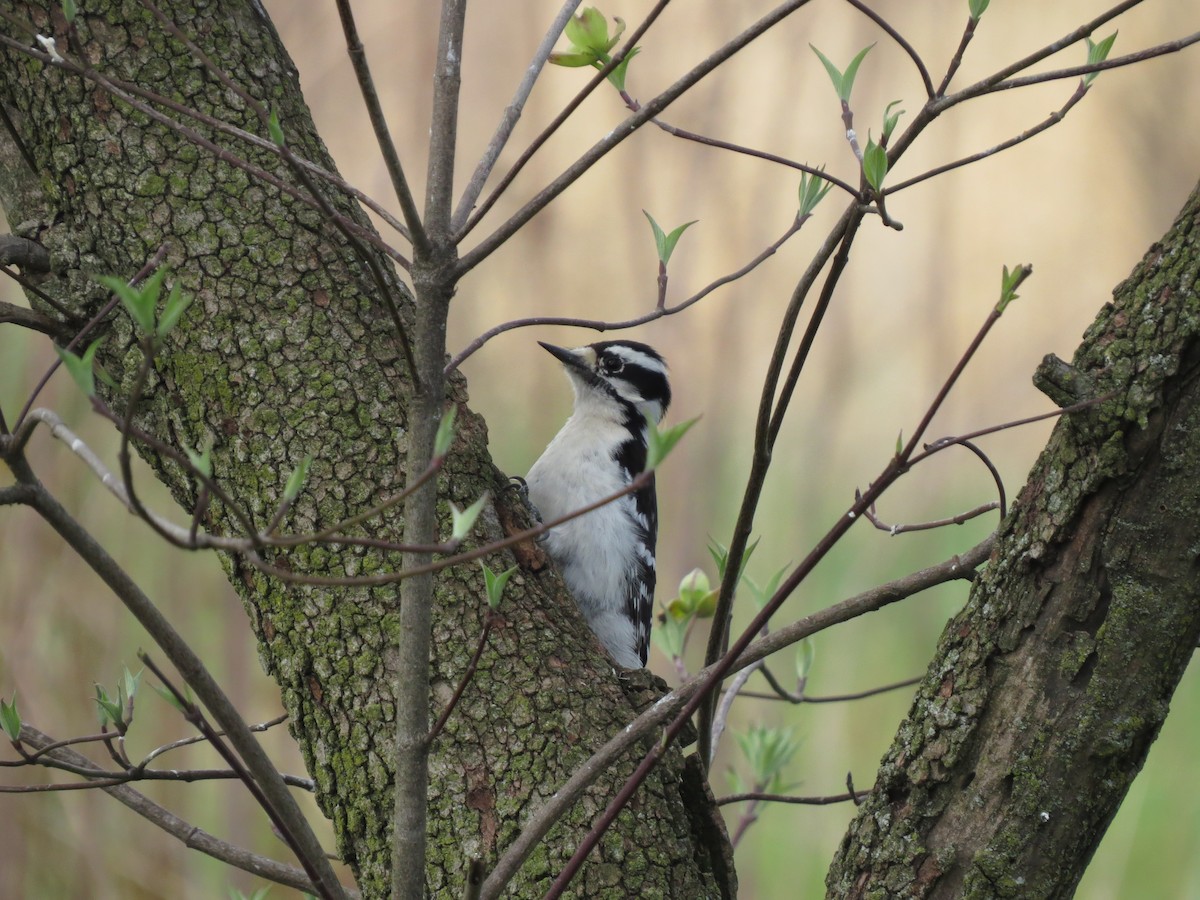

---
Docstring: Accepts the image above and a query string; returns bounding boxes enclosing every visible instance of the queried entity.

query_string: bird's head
[539,340,671,424]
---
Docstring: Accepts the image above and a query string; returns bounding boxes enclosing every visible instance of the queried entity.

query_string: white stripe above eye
[605,344,669,377]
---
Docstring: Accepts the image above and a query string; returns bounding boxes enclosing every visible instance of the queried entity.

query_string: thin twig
[936,15,978,97]
[428,612,496,742]
[717,789,866,806]
[479,537,994,899]
[862,499,999,535]
[740,674,923,704]
[249,467,656,588]
[890,83,1088,195]
[546,278,1028,896]
[139,652,336,897]
[452,0,584,230]
[632,110,859,198]
[445,213,805,373]
[456,0,816,277]
[456,0,675,242]
[842,0,934,98]
[10,460,346,900]
[333,0,424,250]
[13,725,351,897]
[708,658,761,765]
[701,205,862,764]
[979,34,1200,95]
[0,299,69,338]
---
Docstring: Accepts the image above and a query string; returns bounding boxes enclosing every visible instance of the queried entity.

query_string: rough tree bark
[0,2,731,897]
[827,184,1200,897]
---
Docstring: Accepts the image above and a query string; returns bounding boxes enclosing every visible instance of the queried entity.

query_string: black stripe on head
[590,341,671,416]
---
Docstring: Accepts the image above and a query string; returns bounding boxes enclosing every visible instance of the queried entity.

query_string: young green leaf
[645,415,699,471]
[93,684,122,727]
[151,681,188,714]
[744,563,790,611]
[606,45,640,91]
[184,438,213,479]
[735,723,800,794]
[997,263,1033,312]
[283,455,312,502]
[968,0,989,21]
[61,0,77,23]
[481,562,518,609]
[1083,32,1118,87]
[810,43,874,103]
[434,406,458,459]
[862,135,888,192]
[651,609,686,659]
[0,695,21,742]
[156,282,194,338]
[451,493,490,542]
[554,7,623,67]
[798,169,833,217]
[707,536,759,584]
[268,109,286,146]
[882,100,905,142]
[119,667,142,710]
[795,638,816,681]
[643,212,697,267]
[54,338,104,398]
[97,274,155,335]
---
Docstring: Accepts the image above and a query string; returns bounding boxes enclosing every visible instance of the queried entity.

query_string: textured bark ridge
[0,2,731,896]
[827,186,1200,898]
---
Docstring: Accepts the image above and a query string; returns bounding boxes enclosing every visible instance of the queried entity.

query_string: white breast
[526,411,644,667]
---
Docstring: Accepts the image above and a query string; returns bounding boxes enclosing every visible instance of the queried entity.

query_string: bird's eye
[601,357,624,375]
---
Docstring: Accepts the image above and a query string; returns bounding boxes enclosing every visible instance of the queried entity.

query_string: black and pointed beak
[538,341,593,374]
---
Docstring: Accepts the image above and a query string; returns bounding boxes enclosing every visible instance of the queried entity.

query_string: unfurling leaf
[156,282,194,338]
[268,109,286,146]
[643,212,697,267]
[862,136,888,191]
[645,415,699,471]
[55,338,104,398]
[434,406,458,459]
[882,100,905,142]
[0,695,22,742]
[997,263,1033,312]
[810,44,874,103]
[184,438,214,479]
[798,169,833,217]
[283,455,312,501]
[968,0,990,22]
[1083,32,1118,87]
[451,493,490,541]
[481,562,518,609]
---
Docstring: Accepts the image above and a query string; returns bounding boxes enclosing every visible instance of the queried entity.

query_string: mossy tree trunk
[827,184,1200,897]
[0,2,731,896]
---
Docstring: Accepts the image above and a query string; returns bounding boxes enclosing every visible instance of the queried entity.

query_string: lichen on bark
[0,1,732,896]
[827,184,1200,898]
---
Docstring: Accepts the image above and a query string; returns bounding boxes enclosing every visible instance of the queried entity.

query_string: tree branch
[8,459,347,900]
[480,537,993,898]
[15,725,353,897]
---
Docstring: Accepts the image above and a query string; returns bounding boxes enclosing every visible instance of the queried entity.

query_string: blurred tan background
[2,2,1198,897]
